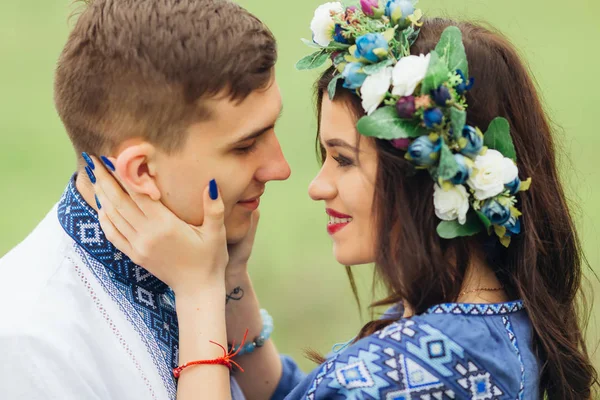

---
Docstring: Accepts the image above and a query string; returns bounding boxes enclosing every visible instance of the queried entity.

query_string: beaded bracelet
[229,309,273,357]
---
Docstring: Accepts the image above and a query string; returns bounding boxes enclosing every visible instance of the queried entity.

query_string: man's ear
[114,142,161,201]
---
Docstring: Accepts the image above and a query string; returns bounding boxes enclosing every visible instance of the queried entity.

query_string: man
[0,0,299,398]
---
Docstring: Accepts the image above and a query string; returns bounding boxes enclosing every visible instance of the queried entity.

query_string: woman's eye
[332,154,354,167]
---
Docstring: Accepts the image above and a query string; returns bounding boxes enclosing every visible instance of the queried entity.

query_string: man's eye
[235,142,258,154]
[332,154,354,167]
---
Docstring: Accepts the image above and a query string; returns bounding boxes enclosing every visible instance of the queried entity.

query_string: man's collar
[57,174,169,294]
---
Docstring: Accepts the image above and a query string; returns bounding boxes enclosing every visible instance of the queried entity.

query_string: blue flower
[481,199,511,226]
[354,33,389,63]
[342,62,367,89]
[333,24,349,44]
[460,125,484,158]
[431,85,452,106]
[423,108,444,128]
[455,69,474,94]
[450,154,472,185]
[503,217,521,236]
[505,178,521,195]
[407,135,442,167]
[385,0,414,25]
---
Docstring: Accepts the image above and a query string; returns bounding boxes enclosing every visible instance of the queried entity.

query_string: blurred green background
[1,0,599,373]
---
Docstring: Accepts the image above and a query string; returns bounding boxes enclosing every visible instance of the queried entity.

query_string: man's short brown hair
[55,0,277,155]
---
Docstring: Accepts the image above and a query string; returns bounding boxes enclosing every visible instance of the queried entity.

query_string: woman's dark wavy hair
[313,18,597,399]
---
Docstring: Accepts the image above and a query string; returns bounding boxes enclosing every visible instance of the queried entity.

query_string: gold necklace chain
[459,286,504,297]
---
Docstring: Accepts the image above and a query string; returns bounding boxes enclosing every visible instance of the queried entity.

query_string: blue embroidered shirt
[275,301,540,399]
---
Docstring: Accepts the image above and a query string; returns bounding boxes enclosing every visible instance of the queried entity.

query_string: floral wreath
[297,0,531,247]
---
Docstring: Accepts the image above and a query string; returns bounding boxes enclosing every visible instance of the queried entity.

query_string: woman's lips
[326,208,353,235]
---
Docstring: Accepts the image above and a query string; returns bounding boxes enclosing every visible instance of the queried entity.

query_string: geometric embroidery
[57,176,178,397]
[335,361,375,389]
[305,317,513,400]
[502,316,525,400]
[425,301,524,316]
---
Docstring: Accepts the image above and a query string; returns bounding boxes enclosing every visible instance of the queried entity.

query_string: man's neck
[75,171,99,213]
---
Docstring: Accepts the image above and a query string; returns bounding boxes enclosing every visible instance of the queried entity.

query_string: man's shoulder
[0,204,76,322]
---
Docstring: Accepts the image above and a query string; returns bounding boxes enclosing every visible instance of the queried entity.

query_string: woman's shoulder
[293,300,538,400]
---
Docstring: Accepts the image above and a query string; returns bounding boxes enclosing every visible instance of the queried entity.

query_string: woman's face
[308,94,378,266]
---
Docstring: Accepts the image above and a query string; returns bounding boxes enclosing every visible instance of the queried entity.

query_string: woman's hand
[89,156,229,297]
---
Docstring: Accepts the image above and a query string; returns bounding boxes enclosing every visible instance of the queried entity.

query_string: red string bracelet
[173,329,249,379]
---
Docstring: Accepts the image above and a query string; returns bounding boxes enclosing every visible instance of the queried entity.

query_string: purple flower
[395,96,416,119]
[360,0,383,17]
[423,108,444,128]
[430,85,452,107]
[390,138,411,149]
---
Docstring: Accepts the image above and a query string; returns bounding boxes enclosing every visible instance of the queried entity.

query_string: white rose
[361,67,393,115]
[434,184,470,225]
[467,149,519,200]
[310,2,344,47]
[391,53,431,97]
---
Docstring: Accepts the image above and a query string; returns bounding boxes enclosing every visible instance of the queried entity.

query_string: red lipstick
[326,208,353,235]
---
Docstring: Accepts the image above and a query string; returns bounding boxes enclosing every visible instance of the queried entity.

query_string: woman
[88,3,597,399]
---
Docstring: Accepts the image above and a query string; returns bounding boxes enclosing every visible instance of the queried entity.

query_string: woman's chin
[333,245,374,266]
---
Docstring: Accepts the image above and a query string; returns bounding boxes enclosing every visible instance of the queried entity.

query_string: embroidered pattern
[425,301,524,316]
[304,298,532,400]
[503,316,525,400]
[58,177,178,397]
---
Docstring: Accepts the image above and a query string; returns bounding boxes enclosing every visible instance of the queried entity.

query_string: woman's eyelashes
[332,153,355,167]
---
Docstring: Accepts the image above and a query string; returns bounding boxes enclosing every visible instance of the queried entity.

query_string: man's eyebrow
[324,138,359,152]
[233,106,284,144]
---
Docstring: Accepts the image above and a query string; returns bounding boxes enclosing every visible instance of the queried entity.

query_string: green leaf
[475,210,492,232]
[483,117,517,161]
[435,26,468,77]
[301,38,323,49]
[420,51,450,95]
[326,42,351,51]
[362,59,393,75]
[295,51,329,71]
[437,212,483,239]
[437,143,460,181]
[328,74,344,100]
[357,106,427,140]
[450,108,466,139]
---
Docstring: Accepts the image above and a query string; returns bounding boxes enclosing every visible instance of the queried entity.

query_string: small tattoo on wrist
[226,286,244,304]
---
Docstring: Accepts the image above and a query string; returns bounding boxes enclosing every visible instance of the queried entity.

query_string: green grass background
[1,0,599,373]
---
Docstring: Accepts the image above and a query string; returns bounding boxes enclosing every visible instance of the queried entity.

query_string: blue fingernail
[100,156,115,172]
[85,166,96,184]
[95,194,102,209]
[209,179,218,200]
[82,152,95,170]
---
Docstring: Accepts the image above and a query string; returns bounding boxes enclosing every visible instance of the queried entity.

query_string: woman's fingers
[201,179,226,234]
[98,208,136,260]
[90,156,147,229]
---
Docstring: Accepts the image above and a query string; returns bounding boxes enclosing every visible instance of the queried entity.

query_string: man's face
[153,80,290,244]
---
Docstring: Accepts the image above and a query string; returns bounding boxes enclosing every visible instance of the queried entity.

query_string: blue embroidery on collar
[57,175,180,373]
[424,300,524,316]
